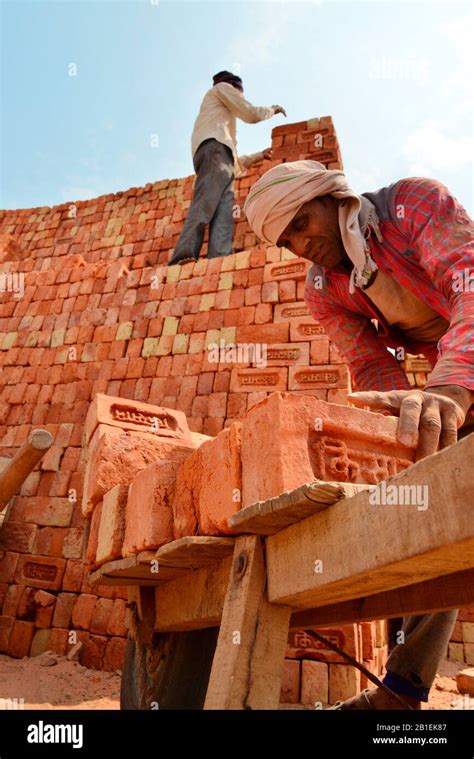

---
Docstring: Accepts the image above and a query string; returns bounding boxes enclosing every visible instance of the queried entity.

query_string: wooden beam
[266,434,474,609]
[204,536,291,710]
[0,430,53,509]
[154,557,233,631]
[228,480,371,535]
[289,568,474,628]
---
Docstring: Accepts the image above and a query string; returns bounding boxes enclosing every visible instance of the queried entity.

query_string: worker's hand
[348,385,472,461]
[262,148,273,160]
[272,104,287,117]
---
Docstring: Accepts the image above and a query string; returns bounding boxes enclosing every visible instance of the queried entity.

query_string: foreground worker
[244,159,474,710]
[168,70,286,266]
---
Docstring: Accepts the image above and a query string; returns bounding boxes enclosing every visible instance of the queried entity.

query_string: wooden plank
[204,536,291,710]
[228,480,371,535]
[89,551,189,586]
[154,536,235,568]
[267,434,474,609]
[289,568,474,628]
[154,557,233,631]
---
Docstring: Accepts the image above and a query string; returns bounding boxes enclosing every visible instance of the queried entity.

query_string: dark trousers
[170,138,235,263]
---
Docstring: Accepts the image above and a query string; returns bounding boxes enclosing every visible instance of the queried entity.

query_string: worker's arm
[214,82,284,124]
[350,178,474,459]
[239,148,272,169]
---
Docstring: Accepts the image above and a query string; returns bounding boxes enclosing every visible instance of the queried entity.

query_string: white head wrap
[243,160,381,292]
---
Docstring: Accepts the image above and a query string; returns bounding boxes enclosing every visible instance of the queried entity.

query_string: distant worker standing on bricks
[168,71,286,266]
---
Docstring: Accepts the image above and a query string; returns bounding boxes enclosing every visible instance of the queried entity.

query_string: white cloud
[401,122,473,176]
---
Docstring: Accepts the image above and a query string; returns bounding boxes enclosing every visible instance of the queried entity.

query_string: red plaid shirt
[304,177,474,393]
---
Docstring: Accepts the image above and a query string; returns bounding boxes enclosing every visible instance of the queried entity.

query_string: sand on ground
[0,653,469,710]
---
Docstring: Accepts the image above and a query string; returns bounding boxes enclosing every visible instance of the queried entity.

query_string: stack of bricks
[81,391,414,705]
[281,621,389,707]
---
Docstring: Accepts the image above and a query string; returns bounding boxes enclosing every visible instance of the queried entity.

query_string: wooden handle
[0,429,53,509]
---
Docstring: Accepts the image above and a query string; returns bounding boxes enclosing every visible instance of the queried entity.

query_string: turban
[212,71,243,92]
[243,160,381,292]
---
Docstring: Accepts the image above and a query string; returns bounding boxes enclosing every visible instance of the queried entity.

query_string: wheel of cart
[120,588,219,710]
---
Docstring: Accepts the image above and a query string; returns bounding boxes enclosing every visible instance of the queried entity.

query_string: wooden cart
[89,434,474,710]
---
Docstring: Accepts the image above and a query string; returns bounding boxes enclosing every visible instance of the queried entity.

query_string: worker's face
[276,195,347,268]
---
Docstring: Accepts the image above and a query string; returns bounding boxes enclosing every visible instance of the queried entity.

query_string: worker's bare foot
[333,687,421,710]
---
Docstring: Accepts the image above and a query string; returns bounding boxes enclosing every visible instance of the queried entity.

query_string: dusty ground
[0,653,467,710]
[0,652,121,710]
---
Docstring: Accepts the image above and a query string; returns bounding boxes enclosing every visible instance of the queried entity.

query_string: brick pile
[83,392,415,562]
[281,621,389,706]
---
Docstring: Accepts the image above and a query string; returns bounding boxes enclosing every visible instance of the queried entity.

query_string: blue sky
[1,0,473,213]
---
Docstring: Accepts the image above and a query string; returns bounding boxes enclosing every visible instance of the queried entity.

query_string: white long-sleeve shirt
[191,82,274,177]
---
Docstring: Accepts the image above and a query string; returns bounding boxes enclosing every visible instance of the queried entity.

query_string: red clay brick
[71,594,97,631]
[103,636,127,671]
[82,634,107,670]
[62,559,84,591]
[301,660,329,705]
[96,484,127,564]
[329,664,360,704]
[289,364,348,391]
[14,554,66,590]
[172,447,203,539]
[198,422,242,534]
[86,502,102,565]
[2,584,26,617]
[7,620,34,658]
[123,460,178,556]
[90,597,114,635]
[35,604,54,628]
[82,419,200,516]
[0,522,38,553]
[52,592,76,628]
[241,393,415,507]
[280,659,301,704]
[106,599,128,636]
[0,615,14,653]
[9,496,74,527]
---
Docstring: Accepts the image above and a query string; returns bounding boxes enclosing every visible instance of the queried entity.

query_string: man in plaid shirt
[244,160,473,710]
